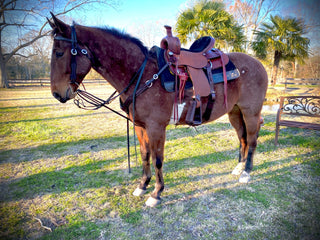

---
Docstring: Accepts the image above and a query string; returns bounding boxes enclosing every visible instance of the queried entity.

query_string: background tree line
[0,0,118,88]
[1,0,319,88]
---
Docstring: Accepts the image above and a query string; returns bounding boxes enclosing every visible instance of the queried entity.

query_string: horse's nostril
[53,92,67,103]
[53,92,60,99]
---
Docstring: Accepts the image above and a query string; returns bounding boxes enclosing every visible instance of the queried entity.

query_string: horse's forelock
[50,28,58,37]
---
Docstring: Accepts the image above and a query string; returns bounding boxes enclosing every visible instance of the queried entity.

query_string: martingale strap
[120,61,170,113]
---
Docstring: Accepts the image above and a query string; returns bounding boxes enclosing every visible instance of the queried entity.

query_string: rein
[74,90,130,120]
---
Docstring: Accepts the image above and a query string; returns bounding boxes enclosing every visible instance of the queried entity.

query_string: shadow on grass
[2,108,320,238]
[275,128,320,147]
[1,145,239,203]
[0,103,60,111]
[1,111,112,124]
[0,96,53,102]
[163,150,318,203]
[0,133,132,164]
[2,132,320,240]
[0,155,134,202]
[0,119,241,164]
[166,121,242,141]
[4,114,318,203]
[120,152,320,239]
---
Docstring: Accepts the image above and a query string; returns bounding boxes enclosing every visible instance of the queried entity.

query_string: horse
[47,14,268,207]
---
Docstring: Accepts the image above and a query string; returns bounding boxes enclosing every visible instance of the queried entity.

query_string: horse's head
[48,13,92,103]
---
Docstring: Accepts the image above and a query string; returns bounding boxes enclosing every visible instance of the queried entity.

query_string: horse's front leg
[145,125,166,207]
[133,126,151,197]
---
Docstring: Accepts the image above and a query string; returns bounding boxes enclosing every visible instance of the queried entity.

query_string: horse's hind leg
[133,126,151,197]
[228,105,247,175]
[239,109,262,183]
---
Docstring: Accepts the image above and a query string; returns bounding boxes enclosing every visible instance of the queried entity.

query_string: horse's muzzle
[52,87,76,103]
[53,92,69,103]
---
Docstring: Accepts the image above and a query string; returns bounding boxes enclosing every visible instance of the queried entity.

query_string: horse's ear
[49,12,69,34]
[47,17,55,29]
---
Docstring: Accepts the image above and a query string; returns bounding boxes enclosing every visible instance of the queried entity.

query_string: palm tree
[252,15,310,85]
[175,0,245,52]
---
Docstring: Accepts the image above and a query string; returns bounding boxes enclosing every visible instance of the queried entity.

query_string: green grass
[0,85,320,240]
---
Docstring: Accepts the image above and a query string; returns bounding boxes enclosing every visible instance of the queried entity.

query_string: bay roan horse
[48,14,268,207]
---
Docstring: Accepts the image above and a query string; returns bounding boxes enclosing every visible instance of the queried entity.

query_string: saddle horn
[160,25,181,55]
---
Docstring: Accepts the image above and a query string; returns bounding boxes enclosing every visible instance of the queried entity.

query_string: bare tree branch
[0,0,119,88]
[13,53,37,58]
[4,30,51,63]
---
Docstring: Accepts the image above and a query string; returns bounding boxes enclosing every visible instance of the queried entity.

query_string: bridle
[53,22,91,87]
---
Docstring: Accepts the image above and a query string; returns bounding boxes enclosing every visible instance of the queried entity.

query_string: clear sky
[67,0,319,48]
[81,0,189,29]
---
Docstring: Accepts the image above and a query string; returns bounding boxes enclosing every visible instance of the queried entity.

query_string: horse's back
[228,52,268,85]
[227,52,268,113]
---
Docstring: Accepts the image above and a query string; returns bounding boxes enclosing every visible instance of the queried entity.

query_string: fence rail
[278,78,320,89]
[8,78,320,88]
[8,79,106,87]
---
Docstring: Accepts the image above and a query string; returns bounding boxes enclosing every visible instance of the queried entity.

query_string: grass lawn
[0,84,319,240]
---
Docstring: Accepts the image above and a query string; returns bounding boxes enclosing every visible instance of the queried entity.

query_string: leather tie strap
[217,50,228,110]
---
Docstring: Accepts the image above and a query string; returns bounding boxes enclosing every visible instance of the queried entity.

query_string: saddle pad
[211,60,240,84]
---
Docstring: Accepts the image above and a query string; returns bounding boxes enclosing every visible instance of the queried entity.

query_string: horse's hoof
[133,187,147,197]
[239,171,251,183]
[232,162,245,175]
[145,196,161,207]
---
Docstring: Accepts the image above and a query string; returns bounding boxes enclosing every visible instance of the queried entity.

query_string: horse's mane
[49,20,149,56]
[97,27,149,56]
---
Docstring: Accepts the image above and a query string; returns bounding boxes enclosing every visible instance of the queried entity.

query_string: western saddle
[160,25,229,125]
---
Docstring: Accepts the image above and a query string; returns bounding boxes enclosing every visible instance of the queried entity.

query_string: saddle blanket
[152,46,240,93]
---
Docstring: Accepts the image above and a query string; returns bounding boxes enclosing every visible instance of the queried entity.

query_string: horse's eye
[56,52,64,58]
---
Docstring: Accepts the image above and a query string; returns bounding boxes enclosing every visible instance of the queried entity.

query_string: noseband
[54,22,90,86]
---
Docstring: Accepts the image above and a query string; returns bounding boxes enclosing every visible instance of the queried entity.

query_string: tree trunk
[0,57,9,88]
[271,50,281,86]
[294,60,298,78]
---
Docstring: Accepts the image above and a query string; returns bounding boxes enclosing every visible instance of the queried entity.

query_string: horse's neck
[81,26,147,92]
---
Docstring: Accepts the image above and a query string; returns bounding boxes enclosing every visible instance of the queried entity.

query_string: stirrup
[186,99,202,126]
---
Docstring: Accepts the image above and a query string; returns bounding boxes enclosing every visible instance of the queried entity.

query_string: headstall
[53,22,90,86]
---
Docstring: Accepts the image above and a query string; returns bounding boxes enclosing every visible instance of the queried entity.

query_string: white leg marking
[145,196,161,207]
[133,187,147,197]
[239,171,251,183]
[232,162,245,175]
